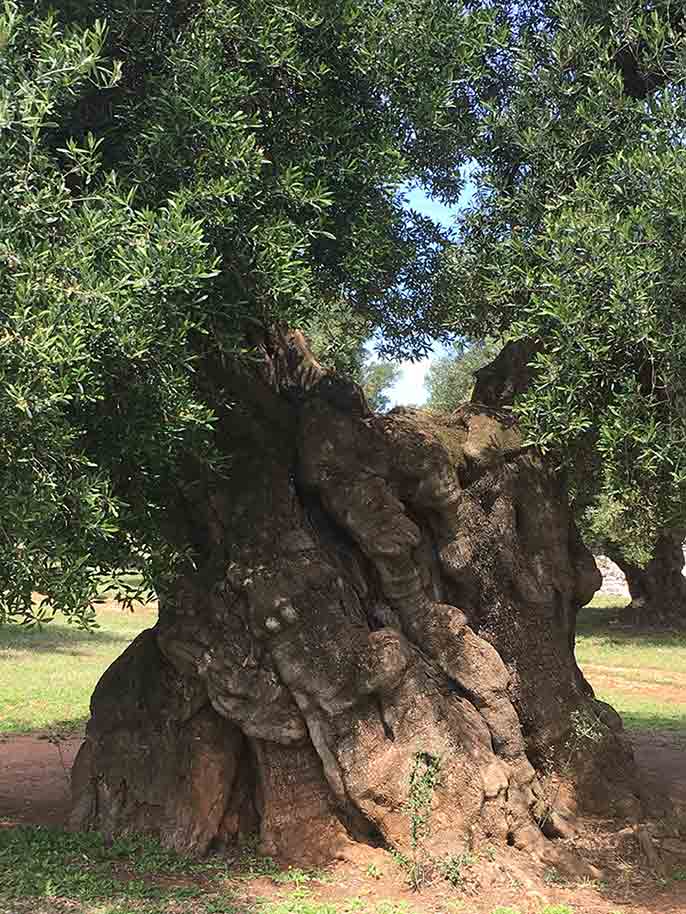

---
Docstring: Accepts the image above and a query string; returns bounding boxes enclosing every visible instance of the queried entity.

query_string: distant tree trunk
[71,331,638,870]
[605,532,686,628]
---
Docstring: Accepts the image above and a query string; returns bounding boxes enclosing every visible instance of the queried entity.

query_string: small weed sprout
[404,750,442,890]
[366,862,382,879]
[569,709,603,744]
[537,708,605,830]
[542,867,567,886]
[439,851,476,888]
[390,846,413,882]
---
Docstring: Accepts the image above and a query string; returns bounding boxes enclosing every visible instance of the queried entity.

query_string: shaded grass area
[576,595,686,733]
[0,604,155,735]
[0,826,242,914]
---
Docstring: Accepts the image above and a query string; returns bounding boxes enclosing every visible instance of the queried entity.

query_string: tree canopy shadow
[0,617,155,656]
[577,600,686,650]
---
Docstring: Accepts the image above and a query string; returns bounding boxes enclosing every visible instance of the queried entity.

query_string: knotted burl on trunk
[71,333,639,870]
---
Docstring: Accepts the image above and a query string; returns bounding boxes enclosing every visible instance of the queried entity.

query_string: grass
[0,827,334,914]
[576,594,686,733]
[0,825,580,914]
[489,909,573,914]
[0,827,226,913]
[3,827,563,914]
[0,602,155,735]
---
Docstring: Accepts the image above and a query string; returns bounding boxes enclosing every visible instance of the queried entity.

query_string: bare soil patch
[587,669,686,705]
[632,730,686,813]
[0,734,81,829]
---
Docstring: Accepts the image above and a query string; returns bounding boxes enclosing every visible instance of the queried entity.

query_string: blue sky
[405,185,458,231]
[385,185,462,407]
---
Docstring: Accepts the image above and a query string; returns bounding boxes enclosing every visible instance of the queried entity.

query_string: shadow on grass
[1,825,683,914]
[0,826,206,906]
[577,599,686,649]
[0,622,151,655]
[0,716,89,736]
[620,707,686,732]
[0,826,258,914]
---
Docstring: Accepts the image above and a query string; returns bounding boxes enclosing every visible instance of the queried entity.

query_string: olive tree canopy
[441,0,686,559]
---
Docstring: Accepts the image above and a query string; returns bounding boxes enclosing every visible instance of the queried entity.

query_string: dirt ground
[0,733,82,830]
[1,731,685,914]
[633,731,686,812]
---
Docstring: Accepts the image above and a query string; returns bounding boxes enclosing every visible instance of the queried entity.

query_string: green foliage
[425,337,501,411]
[305,306,401,410]
[302,302,373,377]
[441,0,686,553]
[360,358,402,413]
[0,0,491,623]
[582,493,654,566]
[0,1,223,624]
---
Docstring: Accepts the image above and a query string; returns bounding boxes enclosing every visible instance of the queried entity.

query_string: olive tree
[2,0,635,866]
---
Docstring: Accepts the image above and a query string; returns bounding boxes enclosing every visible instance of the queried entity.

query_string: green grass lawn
[576,594,686,733]
[0,603,155,735]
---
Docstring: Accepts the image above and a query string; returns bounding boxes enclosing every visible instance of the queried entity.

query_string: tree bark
[604,533,686,628]
[71,331,638,869]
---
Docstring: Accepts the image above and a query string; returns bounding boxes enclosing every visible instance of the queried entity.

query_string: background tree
[441,0,686,624]
[301,307,401,412]
[584,498,686,627]
[426,338,500,411]
[358,357,402,412]
[3,0,637,865]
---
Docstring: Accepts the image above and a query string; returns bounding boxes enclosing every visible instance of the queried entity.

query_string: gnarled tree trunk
[605,532,686,628]
[71,332,638,869]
